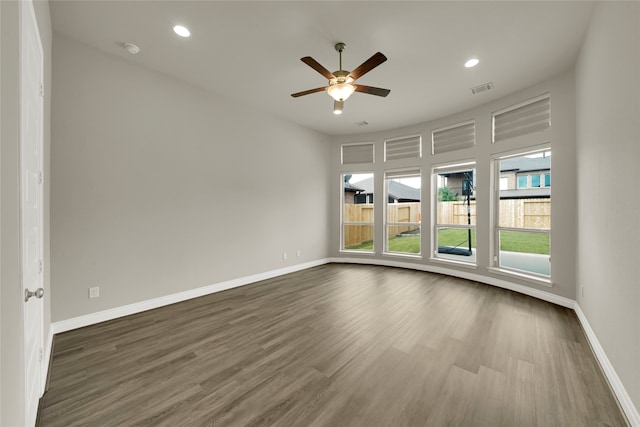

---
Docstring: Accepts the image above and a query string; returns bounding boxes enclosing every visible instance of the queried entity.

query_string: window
[517,176,528,189]
[384,135,421,161]
[515,172,551,189]
[384,169,421,255]
[531,174,541,188]
[499,177,508,190]
[432,120,475,155]
[342,143,374,165]
[432,162,476,264]
[493,149,551,278]
[342,173,374,251]
[493,94,550,143]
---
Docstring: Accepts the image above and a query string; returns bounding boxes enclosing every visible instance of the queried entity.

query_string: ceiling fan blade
[354,84,390,97]
[300,57,335,80]
[348,52,387,81]
[291,86,328,98]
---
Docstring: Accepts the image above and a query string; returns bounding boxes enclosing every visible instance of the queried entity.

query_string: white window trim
[431,161,477,266]
[490,145,552,281]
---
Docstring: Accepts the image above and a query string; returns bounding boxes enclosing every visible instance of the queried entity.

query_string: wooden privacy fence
[343,204,374,247]
[344,202,420,247]
[387,202,421,238]
[438,199,549,228]
[344,199,550,247]
[499,198,550,229]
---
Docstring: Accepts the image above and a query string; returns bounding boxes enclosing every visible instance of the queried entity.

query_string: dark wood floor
[40,264,627,426]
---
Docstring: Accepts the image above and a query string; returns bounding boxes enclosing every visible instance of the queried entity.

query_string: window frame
[431,160,477,267]
[490,146,552,284]
[383,168,422,257]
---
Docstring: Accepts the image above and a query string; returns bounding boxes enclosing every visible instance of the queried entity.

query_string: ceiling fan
[291,42,390,115]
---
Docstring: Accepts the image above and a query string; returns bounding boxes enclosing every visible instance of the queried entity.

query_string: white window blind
[384,135,421,161]
[342,143,374,164]
[432,121,475,154]
[385,168,421,179]
[493,95,550,143]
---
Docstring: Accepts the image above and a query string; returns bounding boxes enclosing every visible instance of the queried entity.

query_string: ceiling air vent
[471,82,493,95]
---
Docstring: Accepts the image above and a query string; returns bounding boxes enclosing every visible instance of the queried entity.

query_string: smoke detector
[124,43,140,55]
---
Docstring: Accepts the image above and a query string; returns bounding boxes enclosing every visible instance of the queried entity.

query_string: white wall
[330,70,577,300]
[51,35,330,321]
[1,0,52,425]
[575,1,640,413]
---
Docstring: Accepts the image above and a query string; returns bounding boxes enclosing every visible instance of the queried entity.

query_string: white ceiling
[50,1,595,136]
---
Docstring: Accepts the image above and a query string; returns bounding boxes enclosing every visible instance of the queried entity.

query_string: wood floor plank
[40,264,629,426]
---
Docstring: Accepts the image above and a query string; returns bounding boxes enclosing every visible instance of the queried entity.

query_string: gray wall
[1,0,52,425]
[51,35,330,321]
[330,70,577,300]
[575,1,640,411]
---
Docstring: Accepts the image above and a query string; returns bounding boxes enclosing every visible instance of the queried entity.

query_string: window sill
[339,250,375,255]
[429,257,478,269]
[382,252,422,260]
[487,267,552,287]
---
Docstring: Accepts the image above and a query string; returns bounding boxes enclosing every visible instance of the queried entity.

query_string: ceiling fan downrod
[335,42,346,71]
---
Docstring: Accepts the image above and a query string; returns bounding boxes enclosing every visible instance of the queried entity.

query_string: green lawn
[345,229,549,255]
[499,230,549,255]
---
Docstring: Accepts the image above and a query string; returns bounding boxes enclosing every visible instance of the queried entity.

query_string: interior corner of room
[1,1,639,426]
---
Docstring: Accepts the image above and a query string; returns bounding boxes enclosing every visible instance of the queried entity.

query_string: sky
[348,172,421,189]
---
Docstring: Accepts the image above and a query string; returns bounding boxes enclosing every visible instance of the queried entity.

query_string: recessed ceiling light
[465,58,479,68]
[173,25,190,38]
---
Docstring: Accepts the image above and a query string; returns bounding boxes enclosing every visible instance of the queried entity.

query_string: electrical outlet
[283,252,288,260]
[89,286,100,299]
[296,250,301,257]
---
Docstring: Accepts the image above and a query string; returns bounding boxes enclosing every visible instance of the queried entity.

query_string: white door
[21,0,45,425]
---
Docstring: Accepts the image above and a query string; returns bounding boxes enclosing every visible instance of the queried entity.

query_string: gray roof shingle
[347,177,420,201]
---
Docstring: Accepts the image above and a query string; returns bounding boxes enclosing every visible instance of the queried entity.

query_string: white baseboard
[51,258,330,334]
[329,257,574,308]
[42,326,54,391]
[574,303,639,426]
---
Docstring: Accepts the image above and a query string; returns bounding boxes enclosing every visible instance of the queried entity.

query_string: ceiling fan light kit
[292,42,390,114]
[328,82,355,102]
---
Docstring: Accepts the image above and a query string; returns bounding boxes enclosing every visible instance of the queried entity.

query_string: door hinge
[38,171,44,184]
[38,259,43,274]
[39,347,44,362]
[40,83,44,98]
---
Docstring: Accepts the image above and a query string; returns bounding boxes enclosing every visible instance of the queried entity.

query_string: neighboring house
[347,177,420,204]
[499,155,551,199]
[343,180,365,204]
[438,171,475,199]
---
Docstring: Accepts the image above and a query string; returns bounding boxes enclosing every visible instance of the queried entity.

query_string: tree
[438,186,458,201]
